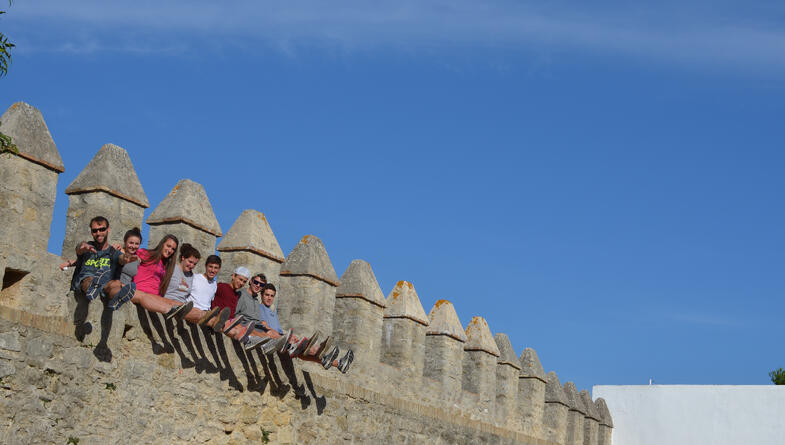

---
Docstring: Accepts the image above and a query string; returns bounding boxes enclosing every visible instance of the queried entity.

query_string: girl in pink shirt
[133,234,178,296]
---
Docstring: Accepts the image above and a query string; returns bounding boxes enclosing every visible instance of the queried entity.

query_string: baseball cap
[233,266,250,278]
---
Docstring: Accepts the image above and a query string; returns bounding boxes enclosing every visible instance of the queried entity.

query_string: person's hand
[77,241,96,255]
[58,260,75,271]
[119,253,139,265]
[111,243,122,251]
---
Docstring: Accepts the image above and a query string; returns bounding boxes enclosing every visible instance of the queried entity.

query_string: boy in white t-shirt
[189,255,228,327]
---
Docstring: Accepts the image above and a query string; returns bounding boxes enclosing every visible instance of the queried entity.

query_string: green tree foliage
[769,368,785,385]
[0,1,15,153]
[0,2,13,78]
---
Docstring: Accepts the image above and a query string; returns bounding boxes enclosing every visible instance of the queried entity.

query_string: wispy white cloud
[6,1,785,71]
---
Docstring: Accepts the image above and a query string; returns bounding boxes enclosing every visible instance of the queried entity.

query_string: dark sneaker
[212,307,231,333]
[86,269,111,301]
[321,346,339,370]
[197,307,220,325]
[222,316,245,334]
[164,301,193,321]
[108,283,136,311]
[239,323,255,343]
[243,336,269,351]
[337,349,354,374]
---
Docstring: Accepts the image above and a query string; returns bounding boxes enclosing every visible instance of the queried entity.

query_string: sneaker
[222,316,245,334]
[86,269,111,301]
[211,307,231,333]
[197,307,220,325]
[316,336,333,359]
[303,331,321,355]
[279,328,293,354]
[107,283,136,311]
[321,346,339,370]
[287,337,307,357]
[243,336,269,351]
[238,323,255,343]
[262,336,287,355]
[164,301,193,321]
[337,349,354,374]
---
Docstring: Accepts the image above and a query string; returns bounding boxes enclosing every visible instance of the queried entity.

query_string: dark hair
[123,227,142,243]
[261,283,276,294]
[205,255,222,267]
[89,216,109,227]
[179,243,201,261]
[252,273,267,282]
[143,234,179,296]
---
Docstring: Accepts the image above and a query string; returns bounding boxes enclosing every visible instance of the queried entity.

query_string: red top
[133,248,165,295]
[211,282,239,318]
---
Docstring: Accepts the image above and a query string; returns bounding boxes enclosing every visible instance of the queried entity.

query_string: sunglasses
[252,280,265,286]
[91,227,108,234]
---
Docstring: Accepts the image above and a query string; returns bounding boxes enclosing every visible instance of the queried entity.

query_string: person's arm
[59,259,77,270]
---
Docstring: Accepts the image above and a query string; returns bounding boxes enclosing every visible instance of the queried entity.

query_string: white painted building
[592,385,785,445]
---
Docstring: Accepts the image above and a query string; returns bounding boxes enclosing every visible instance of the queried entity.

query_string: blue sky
[2,1,785,392]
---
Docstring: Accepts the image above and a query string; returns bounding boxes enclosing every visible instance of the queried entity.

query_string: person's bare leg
[182,308,204,324]
[79,277,93,293]
[130,290,177,314]
[104,280,122,296]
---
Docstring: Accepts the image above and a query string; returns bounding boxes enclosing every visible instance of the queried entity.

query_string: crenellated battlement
[0,101,613,444]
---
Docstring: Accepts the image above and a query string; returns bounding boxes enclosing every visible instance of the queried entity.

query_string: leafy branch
[0,2,13,78]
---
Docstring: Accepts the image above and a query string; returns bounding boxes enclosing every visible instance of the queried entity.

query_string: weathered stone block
[61,143,149,255]
[0,154,59,256]
[0,102,63,258]
[519,347,547,438]
[217,210,284,284]
[277,235,338,336]
[334,260,386,372]
[543,371,569,444]
[462,317,499,418]
[147,179,222,257]
[0,331,21,351]
[563,381,586,445]
[494,333,520,428]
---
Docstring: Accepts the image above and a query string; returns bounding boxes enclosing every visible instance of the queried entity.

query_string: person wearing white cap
[210,266,250,320]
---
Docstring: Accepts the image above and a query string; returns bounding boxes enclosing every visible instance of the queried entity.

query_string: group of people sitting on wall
[61,216,354,373]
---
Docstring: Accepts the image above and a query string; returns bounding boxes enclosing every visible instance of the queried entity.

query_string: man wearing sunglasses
[70,216,138,301]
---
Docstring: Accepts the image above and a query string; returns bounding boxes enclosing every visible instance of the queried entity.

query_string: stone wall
[0,101,613,444]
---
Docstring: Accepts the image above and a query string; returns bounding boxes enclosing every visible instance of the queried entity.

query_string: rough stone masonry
[0,101,613,445]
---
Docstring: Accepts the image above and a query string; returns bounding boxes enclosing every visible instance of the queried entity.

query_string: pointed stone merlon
[580,390,601,445]
[543,371,570,444]
[332,260,386,371]
[519,347,547,438]
[0,102,63,258]
[62,144,149,255]
[381,281,429,391]
[494,333,520,428]
[146,179,222,259]
[462,316,499,417]
[216,209,285,284]
[424,300,466,399]
[277,235,338,336]
[595,398,613,445]
[563,382,586,445]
